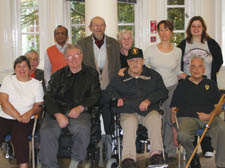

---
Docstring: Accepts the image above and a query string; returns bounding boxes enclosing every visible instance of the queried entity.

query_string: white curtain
[0,0,21,82]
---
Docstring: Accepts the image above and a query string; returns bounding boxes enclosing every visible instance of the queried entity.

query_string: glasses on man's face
[65,54,82,60]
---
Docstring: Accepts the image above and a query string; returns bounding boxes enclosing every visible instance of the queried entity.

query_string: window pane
[172,33,185,46]
[118,2,134,23]
[21,0,39,54]
[72,26,86,44]
[21,8,39,32]
[167,0,184,5]
[22,34,39,54]
[21,0,38,8]
[168,8,184,30]
[71,1,85,25]
[118,26,135,34]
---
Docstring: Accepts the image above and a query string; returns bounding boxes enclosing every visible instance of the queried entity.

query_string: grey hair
[189,55,205,65]
[25,49,40,60]
[90,16,106,26]
[64,44,83,56]
[117,29,133,42]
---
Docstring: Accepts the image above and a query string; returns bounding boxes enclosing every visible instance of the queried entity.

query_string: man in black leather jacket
[106,48,168,168]
[40,44,101,168]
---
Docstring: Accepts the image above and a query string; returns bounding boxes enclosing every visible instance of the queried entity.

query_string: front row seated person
[106,48,168,168]
[171,56,225,168]
[40,44,101,168]
[0,56,44,168]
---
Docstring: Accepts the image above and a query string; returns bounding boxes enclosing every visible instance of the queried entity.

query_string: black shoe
[150,154,165,165]
[190,154,201,168]
[121,158,136,168]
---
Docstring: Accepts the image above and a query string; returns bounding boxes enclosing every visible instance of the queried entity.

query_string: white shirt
[92,36,107,70]
[144,45,183,87]
[0,75,44,120]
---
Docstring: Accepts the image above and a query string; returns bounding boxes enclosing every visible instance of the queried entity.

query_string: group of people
[0,15,225,168]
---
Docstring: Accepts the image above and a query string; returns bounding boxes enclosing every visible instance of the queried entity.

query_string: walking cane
[185,94,225,168]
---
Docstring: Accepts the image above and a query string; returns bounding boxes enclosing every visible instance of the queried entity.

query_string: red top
[47,45,67,73]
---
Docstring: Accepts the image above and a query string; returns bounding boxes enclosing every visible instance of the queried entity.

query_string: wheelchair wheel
[106,158,118,168]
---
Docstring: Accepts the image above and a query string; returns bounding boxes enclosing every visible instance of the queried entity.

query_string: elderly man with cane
[171,56,225,168]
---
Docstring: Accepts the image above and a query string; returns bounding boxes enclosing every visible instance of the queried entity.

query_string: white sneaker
[204,151,214,158]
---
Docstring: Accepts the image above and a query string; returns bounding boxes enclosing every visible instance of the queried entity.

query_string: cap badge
[205,84,210,91]
[132,48,138,55]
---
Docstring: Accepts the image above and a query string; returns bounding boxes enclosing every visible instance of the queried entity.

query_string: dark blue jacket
[106,66,168,116]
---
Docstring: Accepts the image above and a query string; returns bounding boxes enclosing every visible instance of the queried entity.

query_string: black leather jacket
[45,64,101,117]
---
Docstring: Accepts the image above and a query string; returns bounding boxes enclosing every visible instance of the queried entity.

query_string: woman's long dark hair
[186,16,210,43]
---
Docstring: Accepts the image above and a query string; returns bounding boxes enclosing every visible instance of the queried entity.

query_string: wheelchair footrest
[148,164,168,168]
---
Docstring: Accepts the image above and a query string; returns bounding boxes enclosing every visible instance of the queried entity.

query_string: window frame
[165,0,186,45]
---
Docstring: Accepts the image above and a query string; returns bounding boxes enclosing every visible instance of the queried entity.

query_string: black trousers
[101,90,114,135]
[0,117,34,164]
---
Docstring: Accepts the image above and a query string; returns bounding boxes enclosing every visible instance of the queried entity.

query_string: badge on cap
[132,48,138,55]
[205,84,210,91]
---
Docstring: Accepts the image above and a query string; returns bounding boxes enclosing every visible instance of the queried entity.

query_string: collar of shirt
[123,65,150,81]
[64,64,87,78]
[56,43,67,53]
[93,35,105,49]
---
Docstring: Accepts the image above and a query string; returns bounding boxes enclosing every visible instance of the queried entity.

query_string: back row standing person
[77,16,121,160]
[44,25,68,85]
[144,20,186,160]
[177,16,223,158]
[118,29,133,68]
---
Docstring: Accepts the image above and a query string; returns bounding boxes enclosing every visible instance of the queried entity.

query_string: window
[70,1,135,44]
[21,0,39,54]
[118,2,135,37]
[166,0,185,45]
[70,1,85,44]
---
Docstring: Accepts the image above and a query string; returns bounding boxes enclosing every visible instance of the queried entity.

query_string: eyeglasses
[65,54,82,60]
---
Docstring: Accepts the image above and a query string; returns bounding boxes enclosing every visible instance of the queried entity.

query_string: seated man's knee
[120,114,138,130]
[144,110,162,127]
[70,124,91,139]
[147,110,161,121]
[40,127,60,141]
[178,131,193,145]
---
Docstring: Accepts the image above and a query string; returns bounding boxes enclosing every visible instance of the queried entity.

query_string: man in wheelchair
[171,56,225,168]
[106,48,168,168]
[39,44,101,168]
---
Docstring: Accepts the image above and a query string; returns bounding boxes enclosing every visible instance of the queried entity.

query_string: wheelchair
[57,106,102,168]
[106,98,168,168]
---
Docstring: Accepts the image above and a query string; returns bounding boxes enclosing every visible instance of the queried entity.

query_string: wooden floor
[0,150,217,168]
